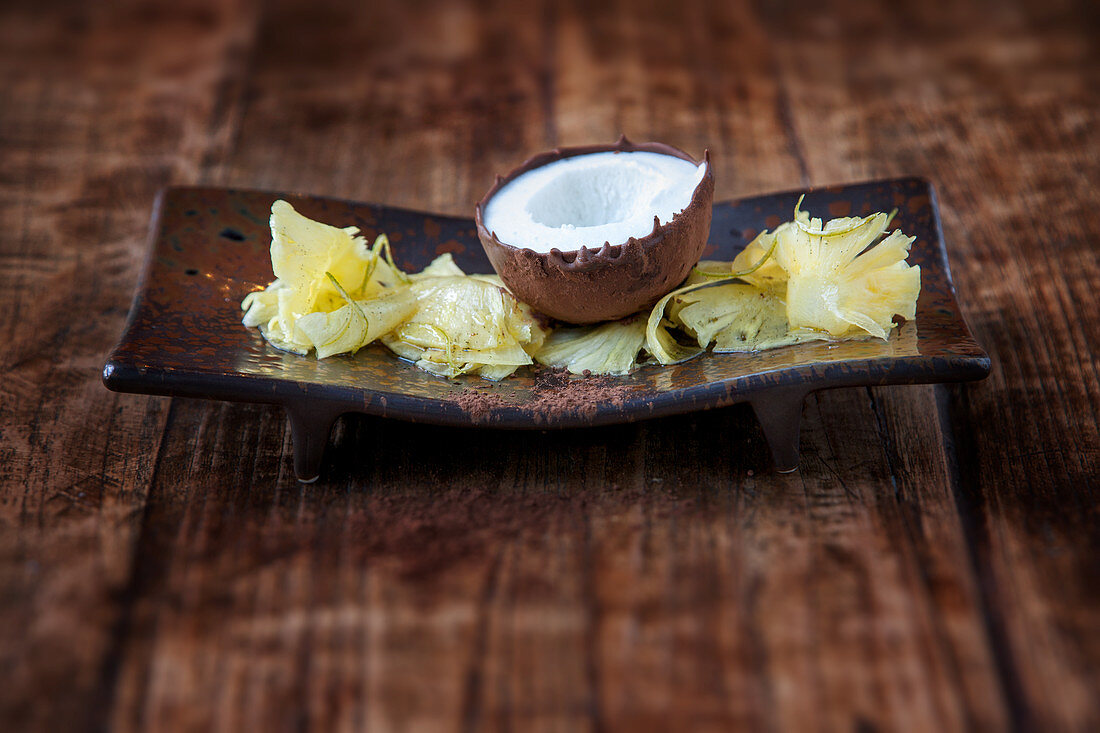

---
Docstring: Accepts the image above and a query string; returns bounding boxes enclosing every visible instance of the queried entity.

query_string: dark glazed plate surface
[104,178,989,478]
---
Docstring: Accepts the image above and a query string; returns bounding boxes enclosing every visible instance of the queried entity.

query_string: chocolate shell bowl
[475,136,714,324]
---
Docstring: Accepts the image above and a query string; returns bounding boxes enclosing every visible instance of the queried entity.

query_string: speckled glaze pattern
[103,178,989,480]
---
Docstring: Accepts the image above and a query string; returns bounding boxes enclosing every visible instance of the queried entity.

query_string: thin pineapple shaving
[643,197,920,365]
[241,201,546,380]
[241,198,919,379]
[777,199,920,340]
[382,275,547,380]
[534,315,647,376]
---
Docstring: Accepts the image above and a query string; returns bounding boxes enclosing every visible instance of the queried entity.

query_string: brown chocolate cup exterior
[476,136,714,324]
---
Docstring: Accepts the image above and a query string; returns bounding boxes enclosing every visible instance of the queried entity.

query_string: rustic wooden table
[2,0,1097,730]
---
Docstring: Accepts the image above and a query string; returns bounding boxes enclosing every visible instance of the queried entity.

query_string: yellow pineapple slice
[671,282,828,352]
[295,276,418,359]
[383,275,548,380]
[267,200,372,343]
[534,315,647,376]
[411,252,466,279]
[242,200,408,353]
[776,203,920,339]
[645,234,783,365]
[725,225,793,290]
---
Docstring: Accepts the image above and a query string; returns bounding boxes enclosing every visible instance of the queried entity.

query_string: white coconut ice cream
[482,151,708,254]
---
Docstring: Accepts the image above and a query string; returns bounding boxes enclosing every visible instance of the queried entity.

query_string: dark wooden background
[2,0,1098,730]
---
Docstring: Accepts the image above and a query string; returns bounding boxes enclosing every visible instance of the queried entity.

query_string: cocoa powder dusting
[453,368,645,422]
[454,388,509,420]
[528,369,642,421]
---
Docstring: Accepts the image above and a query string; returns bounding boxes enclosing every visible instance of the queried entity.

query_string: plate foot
[286,405,341,482]
[750,387,807,473]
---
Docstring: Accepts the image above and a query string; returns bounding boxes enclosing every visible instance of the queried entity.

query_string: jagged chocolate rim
[475,135,713,270]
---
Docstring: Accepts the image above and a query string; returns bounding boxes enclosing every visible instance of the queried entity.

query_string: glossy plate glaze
[103,179,989,481]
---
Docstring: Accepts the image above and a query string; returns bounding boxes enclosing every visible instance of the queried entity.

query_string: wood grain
[0,1,258,729]
[0,0,1097,731]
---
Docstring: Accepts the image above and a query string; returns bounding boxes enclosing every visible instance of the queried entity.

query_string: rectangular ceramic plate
[103,178,989,480]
